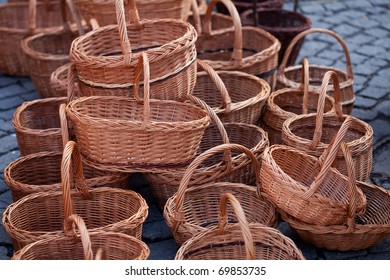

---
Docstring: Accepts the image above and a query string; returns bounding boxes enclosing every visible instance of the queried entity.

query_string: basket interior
[27,31,77,55]
[247,10,311,30]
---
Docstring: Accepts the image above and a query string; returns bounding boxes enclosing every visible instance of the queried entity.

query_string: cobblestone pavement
[0,0,390,260]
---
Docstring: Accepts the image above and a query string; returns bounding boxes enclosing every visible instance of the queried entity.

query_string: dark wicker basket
[216,0,284,14]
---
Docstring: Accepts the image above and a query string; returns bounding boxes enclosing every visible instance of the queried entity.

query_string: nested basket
[0,0,66,75]
[260,116,367,226]
[12,214,150,260]
[66,52,210,173]
[281,142,390,251]
[261,58,335,145]
[276,28,355,114]
[73,0,193,27]
[13,97,67,156]
[240,8,312,66]
[195,0,280,90]
[2,141,148,251]
[193,59,270,124]
[50,63,72,97]
[144,95,269,209]
[216,0,284,15]
[164,143,279,245]
[176,192,304,260]
[282,71,373,182]
[70,0,198,100]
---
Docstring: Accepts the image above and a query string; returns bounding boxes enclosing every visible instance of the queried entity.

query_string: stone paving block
[0,134,18,155]
[0,108,16,121]
[369,75,390,89]
[299,4,326,15]
[147,238,179,260]
[351,108,378,122]
[367,237,390,254]
[144,204,164,224]
[142,220,173,242]
[356,45,387,58]
[370,0,390,6]
[0,84,26,99]
[0,151,20,174]
[372,137,390,174]
[369,119,390,145]
[346,0,373,9]
[332,24,361,38]
[349,18,380,30]
[0,96,24,111]
[300,41,331,58]
[354,96,378,109]
[18,77,36,92]
[0,179,8,194]
[376,100,390,117]
[322,249,368,260]
[358,86,389,99]
[20,90,41,102]
[0,76,16,88]
[354,61,381,76]
[348,34,377,48]
[0,225,12,244]
[0,190,12,205]
[323,2,347,12]
[0,119,15,133]
[317,49,343,61]
[363,27,390,39]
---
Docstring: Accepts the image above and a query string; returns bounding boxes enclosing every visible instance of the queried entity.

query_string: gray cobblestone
[370,119,390,144]
[364,27,390,39]
[355,44,388,58]
[345,0,373,9]
[323,1,347,12]
[0,151,20,174]
[147,239,179,260]
[18,77,36,92]
[0,119,15,133]
[354,96,377,109]
[0,246,9,260]
[369,75,390,89]
[376,100,390,117]
[368,237,390,254]
[142,220,173,242]
[373,138,390,174]
[0,225,12,244]
[299,3,326,15]
[0,134,18,155]
[0,76,16,88]
[0,180,8,194]
[0,108,16,121]
[359,86,389,99]
[20,90,41,102]
[351,108,378,122]
[322,249,369,260]
[354,61,382,76]
[0,84,26,99]
[0,190,12,205]
[0,96,24,111]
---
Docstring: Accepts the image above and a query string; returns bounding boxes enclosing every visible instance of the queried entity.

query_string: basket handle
[304,116,353,198]
[300,57,310,114]
[190,0,202,34]
[64,0,86,36]
[61,141,91,232]
[218,192,255,260]
[202,0,243,66]
[64,214,94,260]
[278,28,354,83]
[172,143,262,231]
[309,70,344,149]
[67,63,78,103]
[59,103,69,149]
[115,0,142,66]
[197,59,232,113]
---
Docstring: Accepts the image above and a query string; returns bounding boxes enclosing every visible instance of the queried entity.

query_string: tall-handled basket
[175,192,304,260]
[2,141,148,251]
[12,214,150,260]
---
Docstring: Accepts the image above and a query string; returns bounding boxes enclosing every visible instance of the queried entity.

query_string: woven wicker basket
[282,71,373,182]
[70,0,197,100]
[193,59,270,124]
[260,116,367,226]
[144,95,269,209]
[66,52,210,173]
[261,58,335,145]
[50,63,71,97]
[164,143,279,245]
[0,0,66,75]
[195,0,280,90]
[2,141,148,251]
[277,28,355,114]
[12,214,150,260]
[175,192,304,260]
[216,0,284,14]
[281,143,390,251]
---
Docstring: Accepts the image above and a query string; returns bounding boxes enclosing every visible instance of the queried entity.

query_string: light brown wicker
[282,70,373,182]
[20,0,86,98]
[277,28,355,114]
[164,143,279,245]
[2,141,148,251]
[261,58,335,145]
[12,214,150,260]
[281,142,390,251]
[70,0,197,100]
[193,59,271,124]
[195,0,280,90]
[260,116,367,226]
[144,95,269,209]
[73,0,193,27]
[0,0,65,75]
[66,52,210,173]
[175,192,304,260]
[12,97,67,156]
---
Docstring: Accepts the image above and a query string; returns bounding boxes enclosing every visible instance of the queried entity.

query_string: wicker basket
[2,141,148,251]
[260,116,367,226]
[0,0,66,75]
[66,52,210,173]
[193,59,270,124]
[277,28,355,114]
[70,0,197,100]
[240,8,312,66]
[195,0,280,90]
[281,143,390,251]
[164,143,279,245]
[261,58,335,145]
[144,95,269,209]
[282,71,373,182]
[12,214,150,260]
[175,192,304,260]
[73,0,193,27]
[13,97,67,156]
[216,0,284,14]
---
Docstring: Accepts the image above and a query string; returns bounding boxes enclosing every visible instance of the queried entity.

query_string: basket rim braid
[175,192,304,260]
[195,0,280,88]
[260,116,367,226]
[144,94,269,209]
[164,143,279,245]
[277,28,354,114]
[261,58,336,144]
[2,141,148,251]
[282,71,373,181]
[195,59,270,124]
[12,214,150,260]
[66,52,210,172]
[280,143,390,251]
[70,0,197,88]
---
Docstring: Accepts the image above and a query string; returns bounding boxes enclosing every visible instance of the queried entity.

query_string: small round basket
[175,192,304,260]
[12,214,150,260]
